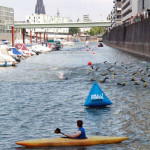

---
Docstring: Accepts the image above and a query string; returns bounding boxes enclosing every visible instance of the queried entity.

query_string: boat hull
[16,136,129,147]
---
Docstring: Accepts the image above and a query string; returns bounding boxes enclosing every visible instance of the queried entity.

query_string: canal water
[0,42,150,150]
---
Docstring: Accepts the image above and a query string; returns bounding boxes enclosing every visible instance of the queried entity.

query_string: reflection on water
[0,42,150,150]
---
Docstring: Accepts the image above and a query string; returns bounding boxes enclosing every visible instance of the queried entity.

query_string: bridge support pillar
[44,32,45,42]
[40,32,41,43]
[22,28,25,44]
[12,26,14,47]
[30,30,32,45]
[36,32,38,43]
[67,34,69,41]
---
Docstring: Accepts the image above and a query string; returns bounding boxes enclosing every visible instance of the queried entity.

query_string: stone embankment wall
[103,17,150,58]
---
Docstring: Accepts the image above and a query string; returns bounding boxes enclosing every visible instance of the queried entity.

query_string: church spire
[57,8,60,18]
[35,0,46,14]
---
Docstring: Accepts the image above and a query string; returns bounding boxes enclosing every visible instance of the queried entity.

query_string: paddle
[54,128,65,136]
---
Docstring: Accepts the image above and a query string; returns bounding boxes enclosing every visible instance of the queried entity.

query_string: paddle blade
[55,128,61,134]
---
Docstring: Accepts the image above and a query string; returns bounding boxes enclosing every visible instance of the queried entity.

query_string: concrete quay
[103,17,150,59]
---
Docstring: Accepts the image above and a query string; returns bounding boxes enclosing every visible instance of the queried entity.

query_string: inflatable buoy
[84,82,112,107]
[93,52,96,55]
[88,62,92,66]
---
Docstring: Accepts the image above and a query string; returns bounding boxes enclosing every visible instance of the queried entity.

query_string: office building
[110,0,122,28]
[83,14,91,22]
[25,13,71,36]
[121,0,138,24]
[0,6,14,33]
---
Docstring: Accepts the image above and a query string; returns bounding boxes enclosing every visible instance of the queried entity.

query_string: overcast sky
[0,0,113,21]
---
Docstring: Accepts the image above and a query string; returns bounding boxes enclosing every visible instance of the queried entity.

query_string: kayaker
[63,120,87,139]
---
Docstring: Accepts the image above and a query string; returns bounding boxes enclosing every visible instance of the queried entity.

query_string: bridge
[14,21,111,29]
[12,21,111,46]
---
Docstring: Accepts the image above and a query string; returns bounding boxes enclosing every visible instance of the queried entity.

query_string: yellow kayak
[16,136,129,147]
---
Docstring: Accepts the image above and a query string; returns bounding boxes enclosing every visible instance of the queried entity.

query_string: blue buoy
[84,82,112,107]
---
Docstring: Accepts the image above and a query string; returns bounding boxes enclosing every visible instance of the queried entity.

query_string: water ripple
[0,42,150,150]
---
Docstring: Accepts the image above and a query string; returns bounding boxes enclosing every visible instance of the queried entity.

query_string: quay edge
[102,17,150,59]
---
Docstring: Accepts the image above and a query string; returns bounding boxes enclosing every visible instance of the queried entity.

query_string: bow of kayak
[16,136,129,147]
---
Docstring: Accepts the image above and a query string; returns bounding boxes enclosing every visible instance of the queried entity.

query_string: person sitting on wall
[143,10,147,19]
[147,9,150,18]
[139,12,144,21]
[130,16,134,24]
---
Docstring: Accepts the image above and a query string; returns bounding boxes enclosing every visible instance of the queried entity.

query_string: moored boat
[15,44,31,57]
[0,47,17,66]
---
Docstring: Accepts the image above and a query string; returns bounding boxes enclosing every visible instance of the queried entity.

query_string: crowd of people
[130,9,150,24]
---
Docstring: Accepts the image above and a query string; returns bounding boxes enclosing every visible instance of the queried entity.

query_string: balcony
[122,7,132,19]
[122,4,132,15]
[122,0,130,8]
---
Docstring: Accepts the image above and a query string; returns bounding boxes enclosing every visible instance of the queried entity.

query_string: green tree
[89,27,106,36]
[69,27,80,35]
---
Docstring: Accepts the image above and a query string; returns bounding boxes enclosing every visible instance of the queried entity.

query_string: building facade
[25,13,71,36]
[83,14,91,22]
[110,0,122,28]
[108,0,150,28]
[121,0,138,24]
[0,6,14,33]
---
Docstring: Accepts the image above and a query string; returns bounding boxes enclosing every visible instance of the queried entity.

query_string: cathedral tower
[35,0,46,14]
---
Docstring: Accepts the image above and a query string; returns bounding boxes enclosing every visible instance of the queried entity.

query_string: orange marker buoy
[93,52,95,54]
[88,62,92,65]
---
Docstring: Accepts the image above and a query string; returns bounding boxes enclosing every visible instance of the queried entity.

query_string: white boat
[15,39,30,45]
[31,44,52,53]
[15,44,31,57]
[7,47,23,62]
[62,41,74,46]
[0,56,6,67]
[0,48,17,66]
[26,45,37,56]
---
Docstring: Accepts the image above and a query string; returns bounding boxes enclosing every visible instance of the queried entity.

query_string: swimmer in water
[117,82,126,86]
[99,77,109,83]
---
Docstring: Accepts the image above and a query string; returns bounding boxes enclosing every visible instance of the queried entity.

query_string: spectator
[147,9,150,18]
[130,16,134,24]
[134,14,139,22]
[143,10,147,19]
[139,12,144,21]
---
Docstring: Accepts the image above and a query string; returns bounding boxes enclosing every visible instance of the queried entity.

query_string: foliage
[69,27,80,35]
[89,27,106,36]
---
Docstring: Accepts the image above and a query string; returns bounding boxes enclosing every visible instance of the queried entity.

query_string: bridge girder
[14,22,111,29]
